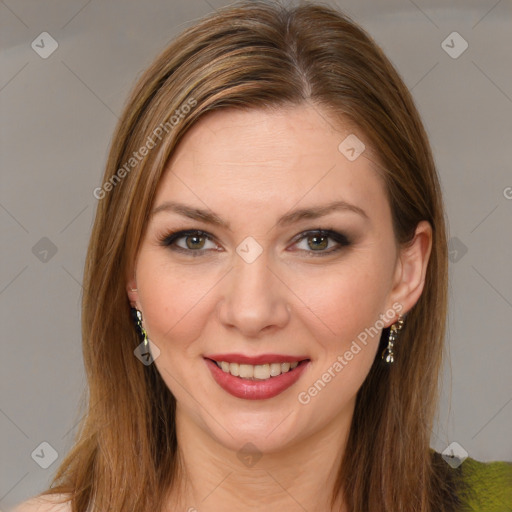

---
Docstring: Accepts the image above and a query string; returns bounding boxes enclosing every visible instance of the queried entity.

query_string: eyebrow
[150,199,369,229]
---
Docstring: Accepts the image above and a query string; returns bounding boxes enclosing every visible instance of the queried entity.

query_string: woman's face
[128,104,424,454]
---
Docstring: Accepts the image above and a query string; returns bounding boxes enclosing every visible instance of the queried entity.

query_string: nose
[216,251,291,338]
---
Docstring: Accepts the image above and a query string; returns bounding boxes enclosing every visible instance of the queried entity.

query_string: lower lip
[204,358,310,400]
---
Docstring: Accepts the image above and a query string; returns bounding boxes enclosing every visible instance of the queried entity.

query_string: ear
[386,220,433,322]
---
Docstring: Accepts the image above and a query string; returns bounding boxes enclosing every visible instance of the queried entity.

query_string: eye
[290,229,351,256]
[159,228,351,257]
[159,230,220,256]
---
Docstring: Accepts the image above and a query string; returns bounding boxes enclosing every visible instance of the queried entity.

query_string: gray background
[1,0,511,509]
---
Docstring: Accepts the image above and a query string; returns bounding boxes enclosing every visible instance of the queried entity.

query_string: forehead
[155,104,389,223]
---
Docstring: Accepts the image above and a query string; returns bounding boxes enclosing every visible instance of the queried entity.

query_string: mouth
[204,355,311,400]
[210,359,306,380]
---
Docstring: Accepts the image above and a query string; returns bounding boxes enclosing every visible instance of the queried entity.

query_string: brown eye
[291,229,351,256]
[160,230,219,256]
[307,234,329,251]
[184,233,207,250]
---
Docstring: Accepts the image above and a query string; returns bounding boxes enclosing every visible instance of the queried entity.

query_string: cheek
[288,257,392,345]
[291,266,390,414]
[135,251,220,349]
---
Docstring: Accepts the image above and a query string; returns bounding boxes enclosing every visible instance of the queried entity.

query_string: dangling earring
[381,314,405,364]
[130,307,161,365]
[131,307,149,349]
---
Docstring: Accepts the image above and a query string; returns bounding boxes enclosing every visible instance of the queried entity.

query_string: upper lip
[205,353,310,365]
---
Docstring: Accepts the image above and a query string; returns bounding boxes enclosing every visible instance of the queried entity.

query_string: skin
[125,103,432,512]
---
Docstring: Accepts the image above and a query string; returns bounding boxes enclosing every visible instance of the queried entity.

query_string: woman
[15,1,511,511]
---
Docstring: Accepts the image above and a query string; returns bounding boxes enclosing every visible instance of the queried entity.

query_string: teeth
[253,364,270,380]
[215,360,302,379]
[270,363,281,376]
[229,362,239,377]
[239,364,253,378]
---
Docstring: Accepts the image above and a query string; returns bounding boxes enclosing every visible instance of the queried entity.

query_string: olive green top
[460,458,512,511]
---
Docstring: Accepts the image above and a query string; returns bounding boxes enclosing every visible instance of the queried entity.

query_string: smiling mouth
[207,359,310,380]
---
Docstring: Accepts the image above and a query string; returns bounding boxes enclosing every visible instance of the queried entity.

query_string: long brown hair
[39,1,459,510]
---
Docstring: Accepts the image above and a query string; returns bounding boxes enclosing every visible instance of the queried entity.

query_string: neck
[165,402,354,512]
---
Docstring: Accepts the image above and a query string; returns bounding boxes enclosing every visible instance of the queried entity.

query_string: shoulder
[459,457,512,511]
[11,493,72,512]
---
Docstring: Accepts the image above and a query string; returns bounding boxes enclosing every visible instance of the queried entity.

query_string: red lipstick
[204,355,310,400]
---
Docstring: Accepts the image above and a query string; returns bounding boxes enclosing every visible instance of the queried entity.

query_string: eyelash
[158,228,351,258]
